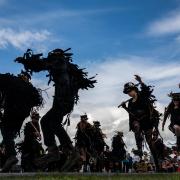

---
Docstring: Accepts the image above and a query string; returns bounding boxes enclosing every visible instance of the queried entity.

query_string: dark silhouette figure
[20,111,44,172]
[15,48,96,171]
[162,92,180,151]
[91,121,106,172]
[119,75,161,171]
[75,115,93,172]
[111,131,126,172]
[0,72,42,172]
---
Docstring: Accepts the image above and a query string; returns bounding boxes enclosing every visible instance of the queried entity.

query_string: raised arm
[135,75,156,104]
[15,49,48,74]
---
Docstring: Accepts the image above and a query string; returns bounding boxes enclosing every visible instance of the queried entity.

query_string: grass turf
[0,173,179,180]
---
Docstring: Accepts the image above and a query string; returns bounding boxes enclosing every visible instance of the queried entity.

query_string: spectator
[162,159,174,173]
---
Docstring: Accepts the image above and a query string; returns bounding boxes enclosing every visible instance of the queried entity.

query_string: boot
[34,146,61,168]
[60,147,80,172]
[1,156,18,172]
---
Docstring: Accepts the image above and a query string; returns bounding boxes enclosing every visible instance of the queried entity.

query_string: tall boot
[145,130,160,172]
[135,132,143,157]
[34,145,61,168]
[1,156,18,172]
[60,144,80,172]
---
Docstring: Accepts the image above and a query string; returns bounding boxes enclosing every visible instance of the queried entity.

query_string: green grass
[0,174,179,180]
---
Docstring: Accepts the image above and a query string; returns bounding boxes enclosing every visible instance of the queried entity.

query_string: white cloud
[0,28,51,50]
[146,11,180,36]
[0,7,126,29]
[25,56,180,151]
[46,7,124,18]
[74,57,180,148]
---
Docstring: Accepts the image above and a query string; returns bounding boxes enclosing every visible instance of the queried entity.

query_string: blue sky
[1,0,180,147]
[0,0,180,72]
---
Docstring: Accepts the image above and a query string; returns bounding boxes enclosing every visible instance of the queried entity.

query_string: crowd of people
[0,111,179,173]
[0,49,180,173]
[72,113,180,173]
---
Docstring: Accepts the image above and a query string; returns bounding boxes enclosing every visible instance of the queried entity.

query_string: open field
[0,173,179,180]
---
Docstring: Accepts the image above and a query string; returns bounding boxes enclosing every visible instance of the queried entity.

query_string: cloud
[146,10,180,36]
[0,7,125,29]
[0,28,52,50]
[26,56,180,151]
[75,57,180,148]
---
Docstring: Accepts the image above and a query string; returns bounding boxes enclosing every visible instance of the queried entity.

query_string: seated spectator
[147,163,154,172]
[177,159,180,172]
[136,160,148,173]
[162,159,174,173]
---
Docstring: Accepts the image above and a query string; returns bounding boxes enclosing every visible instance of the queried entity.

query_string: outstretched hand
[134,74,142,83]
[118,101,127,109]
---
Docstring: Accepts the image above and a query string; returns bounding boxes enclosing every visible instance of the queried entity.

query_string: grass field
[0,173,179,180]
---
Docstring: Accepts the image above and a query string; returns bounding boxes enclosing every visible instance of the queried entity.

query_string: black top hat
[115,131,124,136]
[123,82,138,94]
[80,114,88,120]
[93,121,101,126]
[168,92,180,101]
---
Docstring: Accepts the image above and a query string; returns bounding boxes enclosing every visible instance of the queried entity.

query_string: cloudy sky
[1,0,180,151]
